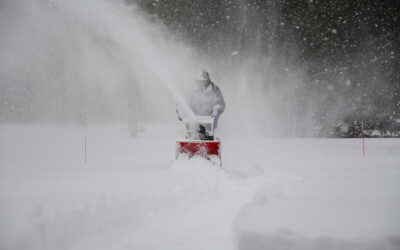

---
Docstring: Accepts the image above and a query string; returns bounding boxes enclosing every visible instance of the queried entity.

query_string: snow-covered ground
[0,124,399,250]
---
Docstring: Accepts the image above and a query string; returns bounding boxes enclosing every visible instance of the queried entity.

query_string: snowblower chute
[176,116,222,167]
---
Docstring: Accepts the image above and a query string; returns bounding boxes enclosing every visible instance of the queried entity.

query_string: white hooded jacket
[189,80,225,117]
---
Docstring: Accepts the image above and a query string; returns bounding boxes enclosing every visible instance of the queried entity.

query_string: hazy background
[1,2,400,249]
[1,0,399,137]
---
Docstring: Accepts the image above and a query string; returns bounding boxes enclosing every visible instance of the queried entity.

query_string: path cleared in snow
[0,124,399,250]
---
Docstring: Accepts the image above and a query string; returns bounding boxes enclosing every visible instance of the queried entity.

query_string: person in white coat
[177,70,225,129]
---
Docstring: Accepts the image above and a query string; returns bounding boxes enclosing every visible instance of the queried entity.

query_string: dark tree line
[134,0,400,137]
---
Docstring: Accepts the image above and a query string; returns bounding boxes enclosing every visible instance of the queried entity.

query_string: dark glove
[176,103,183,121]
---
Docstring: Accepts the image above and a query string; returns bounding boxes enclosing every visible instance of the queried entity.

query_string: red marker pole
[361,116,365,158]
[85,117,87,166]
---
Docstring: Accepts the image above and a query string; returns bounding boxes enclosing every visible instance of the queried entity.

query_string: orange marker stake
[85,117,87,166]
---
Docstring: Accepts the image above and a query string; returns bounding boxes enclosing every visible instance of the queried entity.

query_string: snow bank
[0,124,399,250]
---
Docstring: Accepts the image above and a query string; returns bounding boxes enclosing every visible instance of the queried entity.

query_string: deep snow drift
[0,124,399,250]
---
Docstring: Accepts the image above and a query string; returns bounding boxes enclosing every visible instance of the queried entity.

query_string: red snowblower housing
[176,116,222,167]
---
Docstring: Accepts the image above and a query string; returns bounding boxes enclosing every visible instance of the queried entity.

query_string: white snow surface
[0,124,400,250]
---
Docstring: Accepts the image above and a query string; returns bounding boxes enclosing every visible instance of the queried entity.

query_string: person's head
[195,70,210,88]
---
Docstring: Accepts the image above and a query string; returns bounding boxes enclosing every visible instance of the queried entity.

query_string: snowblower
[176,116,222,167]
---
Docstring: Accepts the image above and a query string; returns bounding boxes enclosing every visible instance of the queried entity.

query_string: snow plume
[0,0,198,124]
[4,0,392,137]
[0,0,313,137]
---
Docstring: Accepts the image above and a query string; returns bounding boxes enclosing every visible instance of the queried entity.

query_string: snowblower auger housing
[176,116,222,167]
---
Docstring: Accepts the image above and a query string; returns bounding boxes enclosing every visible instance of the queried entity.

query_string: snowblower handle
[194,115,214,134]
[182,116,215,140]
